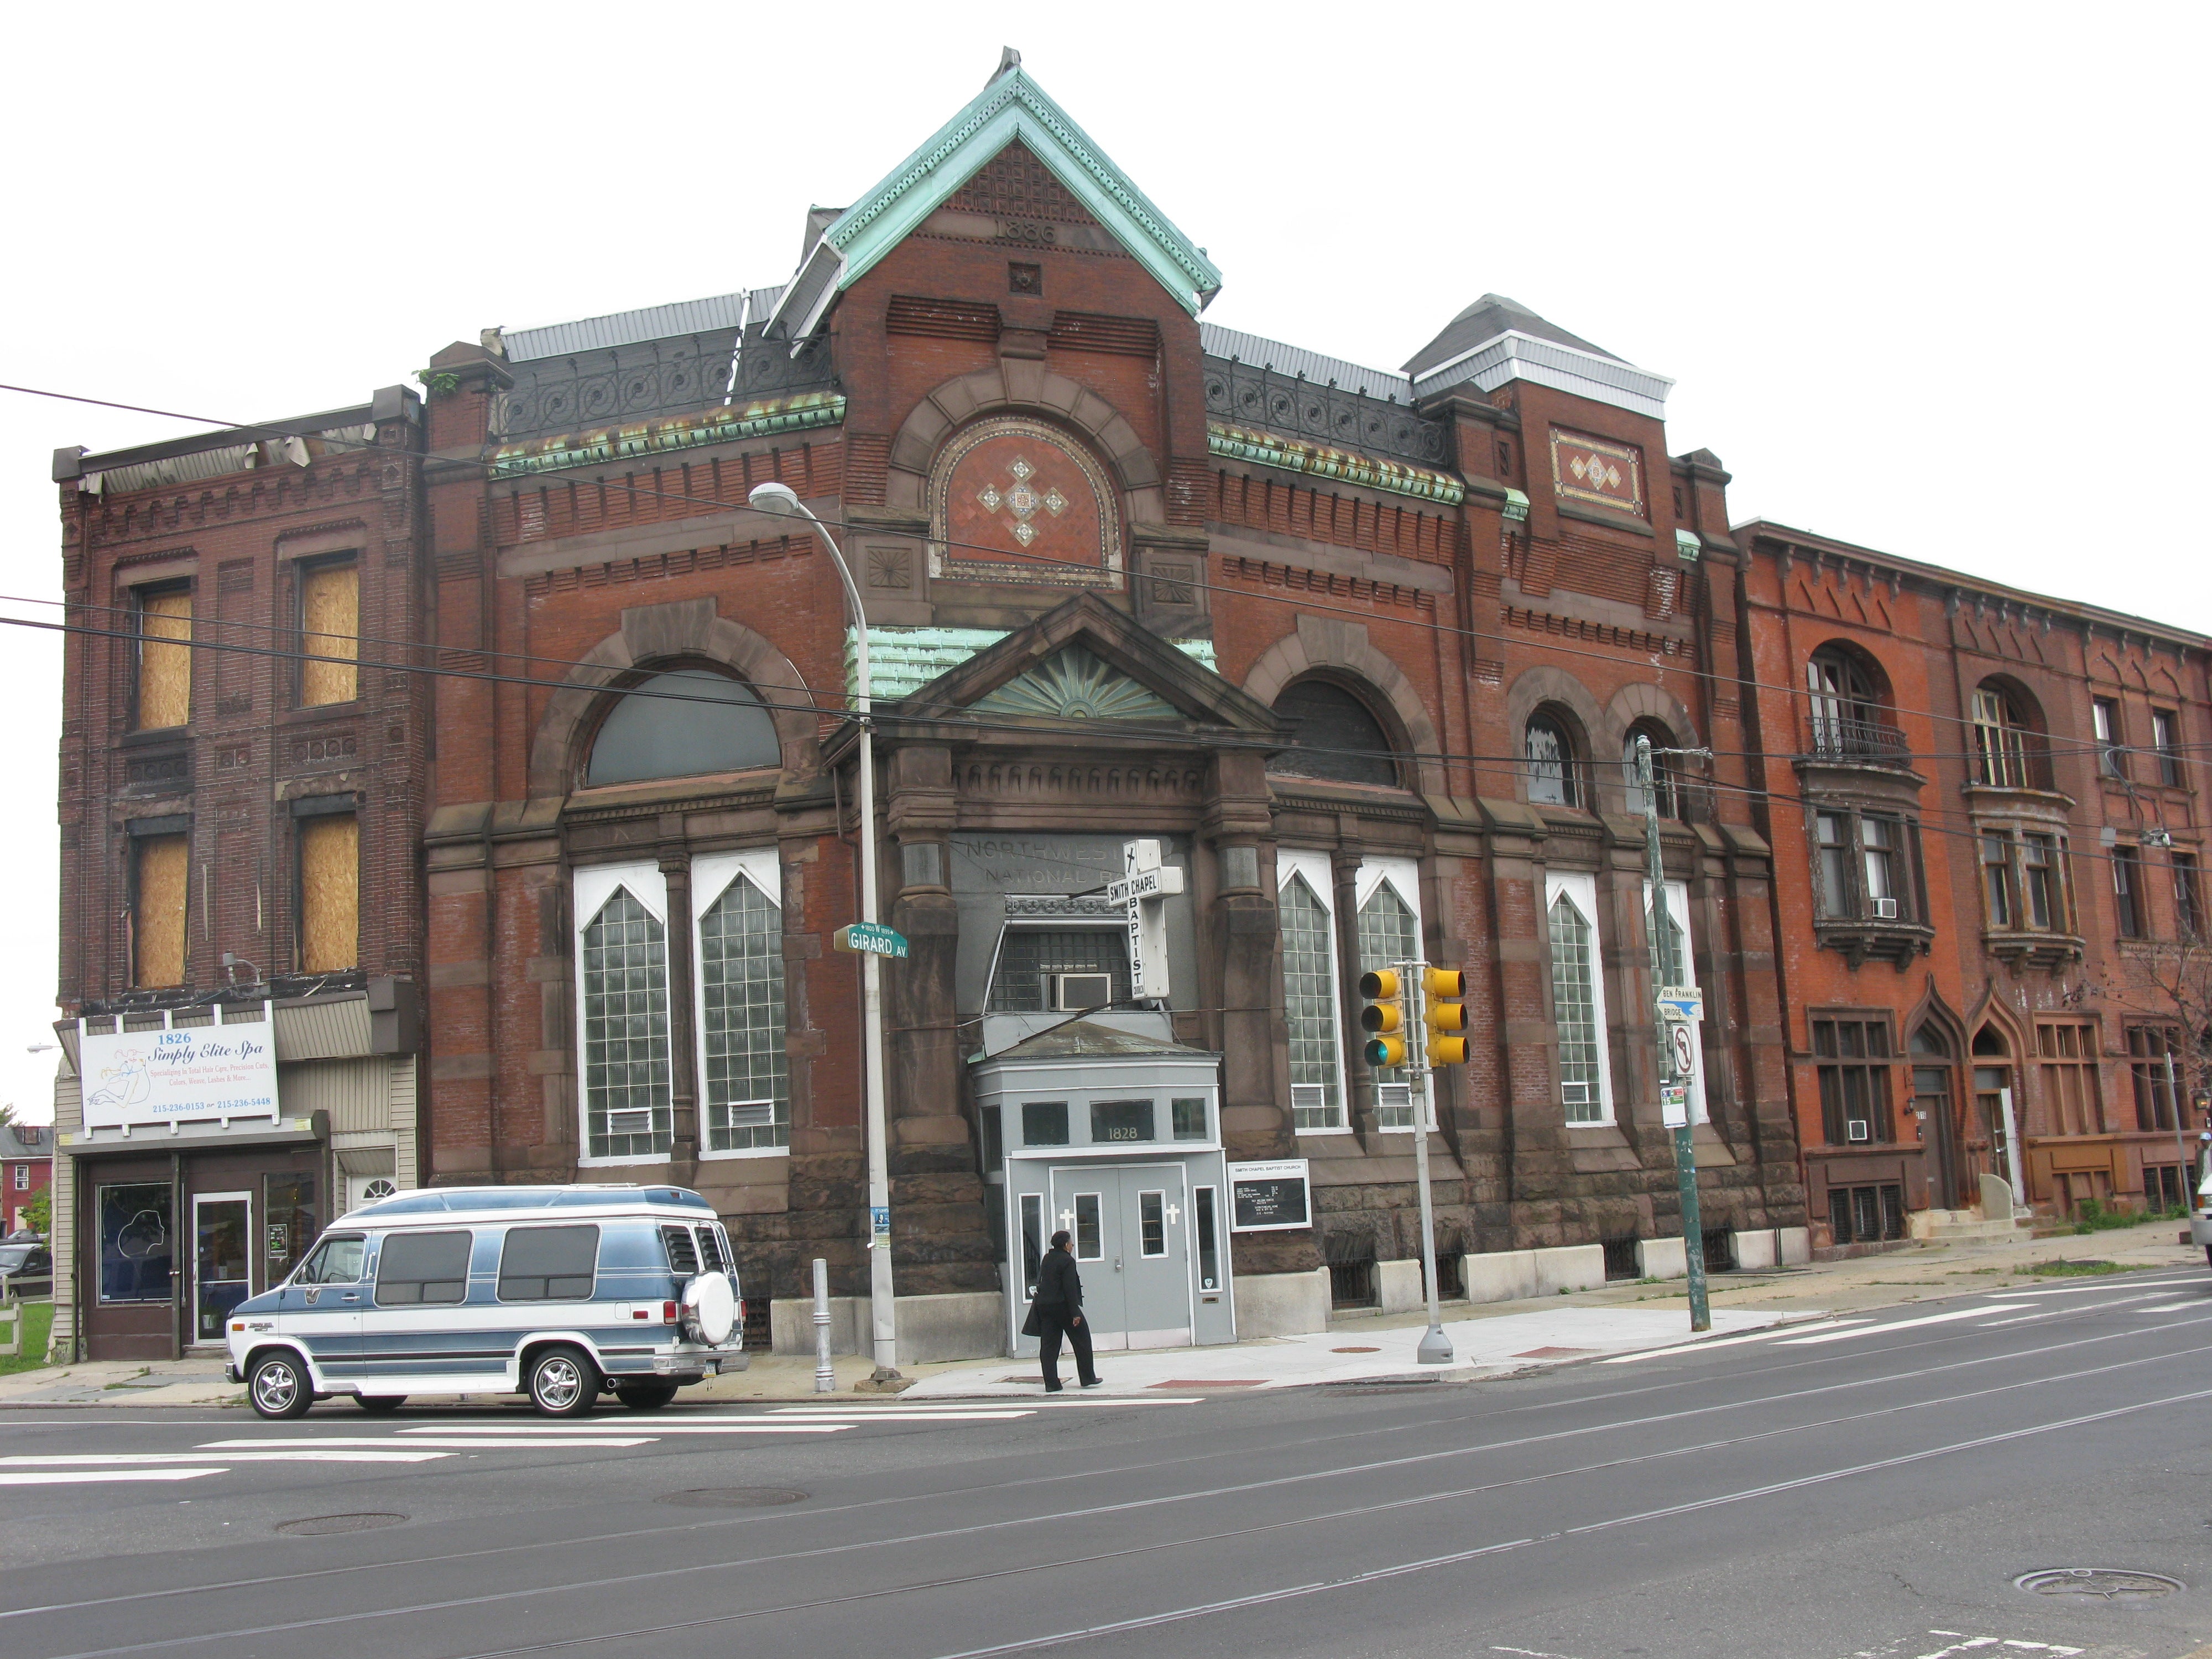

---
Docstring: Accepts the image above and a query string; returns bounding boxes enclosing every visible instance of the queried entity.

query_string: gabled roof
[766,53,1223,343]
[893,593,1281,737]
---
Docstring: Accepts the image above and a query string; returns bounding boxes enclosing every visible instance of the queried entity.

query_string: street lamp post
[748,482,900,1379]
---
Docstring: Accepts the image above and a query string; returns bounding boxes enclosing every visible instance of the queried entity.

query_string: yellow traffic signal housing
[1423,966,1469,1066]
[1359,968,1407,1067]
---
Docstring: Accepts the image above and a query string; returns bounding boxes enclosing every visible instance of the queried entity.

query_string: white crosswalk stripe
[4,1451,448,1465]
[0,1468,223,1486]
[198,1436,658,1449]
[1778,1306,2031,1344]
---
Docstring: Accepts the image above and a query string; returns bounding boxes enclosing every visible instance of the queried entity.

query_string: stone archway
[886,366,1165,524]
[528,598,819,797]
[1603,681,1701,816]
[1240,615,1444,795]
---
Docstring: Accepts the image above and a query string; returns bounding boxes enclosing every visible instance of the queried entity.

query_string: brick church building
[41,54,2209,1363]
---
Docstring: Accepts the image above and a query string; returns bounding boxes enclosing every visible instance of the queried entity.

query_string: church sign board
[1227,1159,1311,1233]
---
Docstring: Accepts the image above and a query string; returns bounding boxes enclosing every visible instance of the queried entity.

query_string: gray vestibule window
[585,670,779,787]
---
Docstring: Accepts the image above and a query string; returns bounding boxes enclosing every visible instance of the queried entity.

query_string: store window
[1277,857,1344,1131]
[299,557,360,707]
[134,585,193,731]
[1546,871,1612,1124]
[263,1173,317,1284]
[2036,1020,2104,1136]
[1812,1014,1893,1145]
[96,1183,174,1303]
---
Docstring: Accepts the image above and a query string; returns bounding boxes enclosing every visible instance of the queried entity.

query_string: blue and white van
[224,1185,747,1418]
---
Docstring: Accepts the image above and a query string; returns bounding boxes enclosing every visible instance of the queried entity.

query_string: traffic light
[1358,968,1407,1068]
[1423,966,1469,1066]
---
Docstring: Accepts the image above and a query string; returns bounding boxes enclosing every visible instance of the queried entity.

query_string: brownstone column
[660,821,698,1181]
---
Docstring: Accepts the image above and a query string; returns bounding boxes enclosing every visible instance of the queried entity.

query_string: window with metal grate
[1327,1259,1378,1309]
[1701,1228,1735,1274]
[1600,1237,1640,1281]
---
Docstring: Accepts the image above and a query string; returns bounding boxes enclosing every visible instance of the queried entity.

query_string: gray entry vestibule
[973,1018,1234,1355]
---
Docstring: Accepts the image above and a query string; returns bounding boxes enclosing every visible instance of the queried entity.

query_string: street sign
[834,922,909,959]
[1656,985,1703,1022]
[1668,1022,1697,1079]
[1112,838,1183,1000]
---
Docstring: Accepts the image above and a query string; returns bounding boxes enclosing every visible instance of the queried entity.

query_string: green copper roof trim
[846,625,1217,704]
[822,68,1223,318]
[491,394,846,478]
[1207,421,1466,505]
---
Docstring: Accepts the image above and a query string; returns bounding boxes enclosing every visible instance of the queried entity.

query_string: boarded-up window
[299,813,359,971]
[299,560,359,706]
[133,833,189,987]
[136,589,193,729]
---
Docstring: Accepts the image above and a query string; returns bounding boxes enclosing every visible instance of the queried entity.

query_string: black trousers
[1036,1309,1097,1390]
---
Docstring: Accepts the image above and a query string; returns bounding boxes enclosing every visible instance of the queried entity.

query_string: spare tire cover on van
[685,1271,738,1345]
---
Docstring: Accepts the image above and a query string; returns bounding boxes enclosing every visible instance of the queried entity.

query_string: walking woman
[1023,1228,1102,1392]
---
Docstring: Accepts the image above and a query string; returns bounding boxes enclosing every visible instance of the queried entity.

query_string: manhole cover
[275,1512,407,1537]
[2015,1568,2183,1602]
[655,1488,808,1509]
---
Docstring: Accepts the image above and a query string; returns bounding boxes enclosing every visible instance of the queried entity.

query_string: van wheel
[356,1395,406,1414]
[526,1345,599,1417]
[615,1381,680,1411]
[248,1353,314,1420]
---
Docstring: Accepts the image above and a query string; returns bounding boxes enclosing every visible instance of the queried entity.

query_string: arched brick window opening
[1971,678,2048,791]
[1621,717,1682,818]
[583,668,780,788]
[1268,678,1402,788]
[1525,707,1582,807]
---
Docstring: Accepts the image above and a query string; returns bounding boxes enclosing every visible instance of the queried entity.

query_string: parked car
[0,1239,51,1300]
[223,1185,746,1419]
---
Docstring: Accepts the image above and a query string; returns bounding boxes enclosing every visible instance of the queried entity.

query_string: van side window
[297,1234,364,1285]
[661,1224,700,1276]
[695,1224,726,1276]
[498,1225,599,1302]
[375,1230,472,1306]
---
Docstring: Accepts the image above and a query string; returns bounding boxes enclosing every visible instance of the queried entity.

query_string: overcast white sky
[0,4,2203,1121]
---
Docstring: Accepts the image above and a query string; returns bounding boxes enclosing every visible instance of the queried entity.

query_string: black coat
[1032,1247,1084,1314]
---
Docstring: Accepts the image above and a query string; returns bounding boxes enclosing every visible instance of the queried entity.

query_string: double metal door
[1048,1164,1191,1351]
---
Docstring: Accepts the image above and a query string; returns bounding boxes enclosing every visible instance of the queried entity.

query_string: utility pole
[1639,735,1709,1333]
[1402,960,1453,1366]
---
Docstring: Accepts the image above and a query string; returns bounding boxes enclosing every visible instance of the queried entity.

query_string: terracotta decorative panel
[1550,429,1645,517]
[928,416,1123,588]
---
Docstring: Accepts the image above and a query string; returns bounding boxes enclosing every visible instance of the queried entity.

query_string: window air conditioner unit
[1846,1120,1871,1142]
[1052,972,1113,1011]
[1871,897,1900,920]
[720,1099,775,1130]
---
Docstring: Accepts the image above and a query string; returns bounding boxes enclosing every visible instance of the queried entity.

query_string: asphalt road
[5,1267,2211,1659]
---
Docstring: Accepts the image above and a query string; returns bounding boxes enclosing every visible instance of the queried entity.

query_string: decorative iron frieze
[1202,356,1449,467]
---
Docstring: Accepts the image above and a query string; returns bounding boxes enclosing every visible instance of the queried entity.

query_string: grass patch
[2026,1259,2137,1277]
[1948,1266,2005,1275]
[0,1301,56,1376]
[2070,1197,2188,1234]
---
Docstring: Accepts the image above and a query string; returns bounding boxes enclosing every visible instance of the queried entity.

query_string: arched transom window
[586,669,779,787]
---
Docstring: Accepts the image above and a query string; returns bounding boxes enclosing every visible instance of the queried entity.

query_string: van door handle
[341,1292,359,1302]
[1114,1257,1123,1272]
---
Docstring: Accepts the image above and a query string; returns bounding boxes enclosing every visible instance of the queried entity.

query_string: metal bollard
[812,1258,834,1393]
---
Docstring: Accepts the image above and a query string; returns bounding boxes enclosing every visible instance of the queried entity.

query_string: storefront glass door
[192,1192,252,1344]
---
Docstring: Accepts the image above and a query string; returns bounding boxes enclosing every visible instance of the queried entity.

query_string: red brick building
[72,55,2210,1363]
[403,55,1801,1359]
[45,390,430,1359]
[1736,524,2211,1250]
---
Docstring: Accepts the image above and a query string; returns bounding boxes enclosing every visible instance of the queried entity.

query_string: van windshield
[295,1234,366,1285]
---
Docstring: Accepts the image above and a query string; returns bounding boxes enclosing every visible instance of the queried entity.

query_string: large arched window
[1269,679,1400,787]
[1525,710,1579,807]
[585,669,779,787]
[1621,719,1681,818]
[1971,681,2042,790]
[1805,648,1895,760]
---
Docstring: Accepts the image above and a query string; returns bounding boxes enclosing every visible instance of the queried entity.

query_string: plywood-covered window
[299,559,360,707]
[298,812,359,972]
[132,832,189,987]
[135,587,193,730]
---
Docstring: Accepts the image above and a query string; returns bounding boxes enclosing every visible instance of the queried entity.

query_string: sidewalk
[3,1215,2194,1408]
